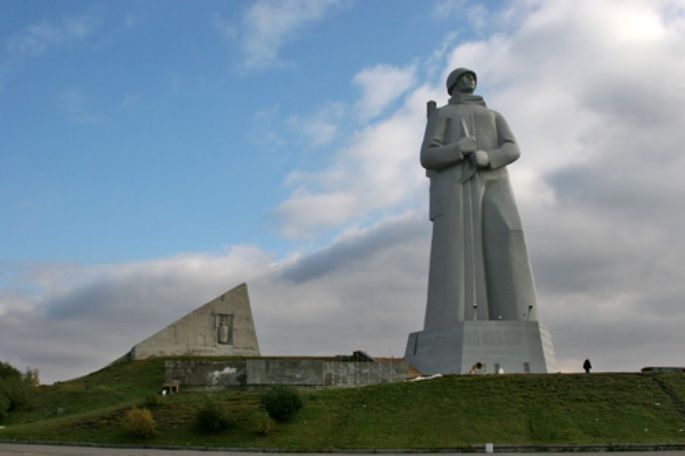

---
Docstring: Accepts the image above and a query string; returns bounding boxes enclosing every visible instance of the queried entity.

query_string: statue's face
[456,73,476,93]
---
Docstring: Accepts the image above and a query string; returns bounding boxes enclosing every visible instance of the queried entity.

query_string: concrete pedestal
[404,321,555,375]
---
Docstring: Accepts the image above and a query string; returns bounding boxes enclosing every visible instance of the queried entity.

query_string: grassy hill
[1,359,685,449]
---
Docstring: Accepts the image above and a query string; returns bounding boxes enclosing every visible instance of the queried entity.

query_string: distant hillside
[1,358,685,450]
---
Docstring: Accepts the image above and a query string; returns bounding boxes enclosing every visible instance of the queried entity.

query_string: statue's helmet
[446,67,477,95]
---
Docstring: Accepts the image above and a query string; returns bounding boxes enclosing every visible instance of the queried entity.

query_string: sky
[1,0,685,384]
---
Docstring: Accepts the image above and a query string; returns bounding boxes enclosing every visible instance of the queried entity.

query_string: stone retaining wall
[164,358,412,388]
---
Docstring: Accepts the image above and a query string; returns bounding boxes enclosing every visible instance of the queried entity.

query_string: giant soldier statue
[405,68,555,374]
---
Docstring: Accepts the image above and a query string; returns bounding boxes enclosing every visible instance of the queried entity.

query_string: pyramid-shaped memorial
[125,283,260,360]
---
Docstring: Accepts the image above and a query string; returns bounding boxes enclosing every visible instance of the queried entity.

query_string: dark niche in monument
[404,68,555,375]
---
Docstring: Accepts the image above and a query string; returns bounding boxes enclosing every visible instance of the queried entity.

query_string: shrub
[1,378,32,411]
[0,393,9,423]
[24,367,40,387]
[252,409,276,435]
[0,362,35,417]
[196,401,233,434]
[260,386,303,423]
[143,393,160,407]
[0,362,21,381]
[122,407,157,438]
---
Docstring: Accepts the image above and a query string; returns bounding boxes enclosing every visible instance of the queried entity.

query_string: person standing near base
[583,358,592,373]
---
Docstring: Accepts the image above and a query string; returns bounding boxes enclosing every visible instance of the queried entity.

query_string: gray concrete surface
[405,321,554,375]
[117,283,260,362]
[247,358,411,387]
[165,357,412,388]
[420,67,538,325]
[407,67,554,375]
[165,360,247,387]
[2,444,685,455]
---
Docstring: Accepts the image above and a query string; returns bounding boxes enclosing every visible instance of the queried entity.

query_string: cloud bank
[0,216,429,383]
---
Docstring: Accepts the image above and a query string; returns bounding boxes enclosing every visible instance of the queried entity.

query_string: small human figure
[583,358,592,374]
[468,361,486,374]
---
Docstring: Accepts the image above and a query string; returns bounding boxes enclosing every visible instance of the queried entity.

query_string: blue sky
[0,0,489,263]
[2,0,685,383]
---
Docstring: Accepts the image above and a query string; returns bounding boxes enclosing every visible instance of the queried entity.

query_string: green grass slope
[1,359,685,449]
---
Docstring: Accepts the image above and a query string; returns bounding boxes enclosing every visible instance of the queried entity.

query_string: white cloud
[249,105,287,150]
[353,64,416,120]
[437,0,685,371]
[212,12,238,41]
[56,88,108,125]
[277,86,434,239]
[120,93,141,108]
[223,0,344,70]
[7,15,98,56]
[250,102,344,154]
[286,101,346,147]
[123,14,144,29]
[271,0,685,373]
[4,0,685,384]
[0,221,429,384]
[0,246,274,382]
[433,0,467,18]
[277,0,685,239]
[433,0,491,31]
[4,203,685,383]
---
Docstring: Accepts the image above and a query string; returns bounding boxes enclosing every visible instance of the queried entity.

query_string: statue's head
[446,67,477,95]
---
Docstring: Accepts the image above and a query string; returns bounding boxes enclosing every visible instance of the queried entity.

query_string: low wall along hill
[165,357,413,388]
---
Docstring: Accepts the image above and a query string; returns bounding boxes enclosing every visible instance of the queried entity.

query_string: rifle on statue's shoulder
[425,100,438,179]
[427,100,437,118]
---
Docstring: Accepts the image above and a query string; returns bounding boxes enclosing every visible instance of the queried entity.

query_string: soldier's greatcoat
[420,93,538,328]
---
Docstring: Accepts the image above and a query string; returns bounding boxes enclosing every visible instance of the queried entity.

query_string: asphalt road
[2,445,685,456]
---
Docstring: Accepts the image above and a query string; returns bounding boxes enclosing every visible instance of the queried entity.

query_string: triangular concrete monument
[125,283,260,360]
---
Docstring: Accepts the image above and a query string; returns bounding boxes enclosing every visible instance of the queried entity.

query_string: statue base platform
[404,321,555,375]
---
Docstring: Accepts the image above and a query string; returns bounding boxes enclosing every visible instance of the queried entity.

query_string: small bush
[1,379,32,411]
[143,393,160,407]
[0,362,35,417]
[0,362,21,381]
[24,367,40,387]
[122,407,157,438]
[260,386,303,423]
[196,401,233,434]
[0,393,9,423]
[252,409,276,435]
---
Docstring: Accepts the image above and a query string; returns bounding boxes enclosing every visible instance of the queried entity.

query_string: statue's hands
[457,137,477,155]
[469,150,490,168]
